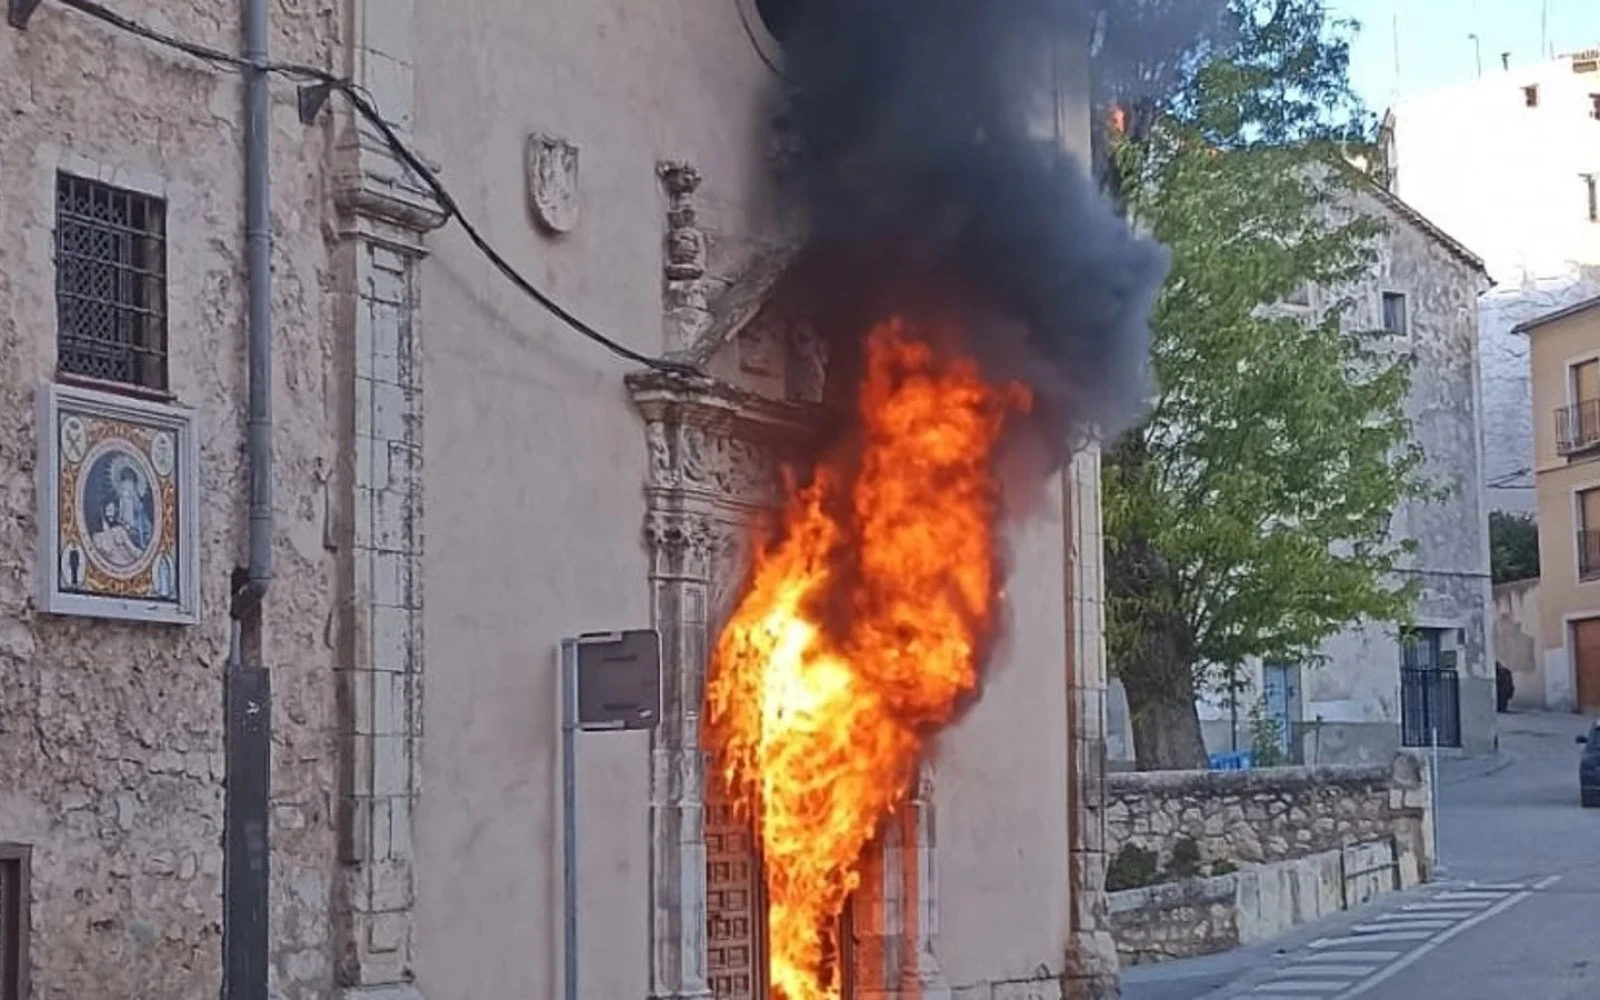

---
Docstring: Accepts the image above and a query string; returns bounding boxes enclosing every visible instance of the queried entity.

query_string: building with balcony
[1517,294,1600,713]
[1379,45,1600,513]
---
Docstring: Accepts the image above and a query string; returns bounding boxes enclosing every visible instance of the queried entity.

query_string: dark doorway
[1400,628,1462,748]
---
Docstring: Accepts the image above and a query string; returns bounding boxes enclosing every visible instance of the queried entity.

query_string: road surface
[1121,711,1599,1000]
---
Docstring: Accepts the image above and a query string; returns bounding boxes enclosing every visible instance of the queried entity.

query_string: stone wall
[1494,579,1546,710]
[0,5,340,1000]
[1108,876,1237,966]
[1106,756,1432,877]
[1106,755,1434,965]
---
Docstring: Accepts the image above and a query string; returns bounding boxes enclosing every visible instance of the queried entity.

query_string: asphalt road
[1121,711,1600,1000]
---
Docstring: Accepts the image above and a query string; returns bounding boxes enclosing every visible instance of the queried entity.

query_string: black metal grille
[55,173,168,391]
[1401,667,1462,748]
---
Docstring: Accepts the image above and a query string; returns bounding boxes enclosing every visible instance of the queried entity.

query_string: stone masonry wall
[1105,756,1434,966]
[0,5,341,1000]
[1105,758,1429,875]
[1108,876,1238,966]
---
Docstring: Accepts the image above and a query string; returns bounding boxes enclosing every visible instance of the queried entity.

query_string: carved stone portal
[629,299,955,999]
[634,163,1113,1000]
[630,365,815,1000]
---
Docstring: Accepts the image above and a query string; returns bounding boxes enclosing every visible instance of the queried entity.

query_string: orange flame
[706,317,1030,1000]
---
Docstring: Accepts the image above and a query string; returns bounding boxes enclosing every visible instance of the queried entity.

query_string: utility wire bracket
[297,82,334,125]
[8,0,43,29]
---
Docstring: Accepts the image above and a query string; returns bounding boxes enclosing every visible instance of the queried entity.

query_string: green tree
[1488,511,1540,584]
[1103,0,1429,770]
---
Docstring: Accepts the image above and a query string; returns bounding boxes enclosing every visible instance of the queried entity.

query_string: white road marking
[1350,920,1455,932]
[1373,910,1478,922]
[1278,965,1378,978]
[1292,951,1402,964]
[1324,921,1440,940]
[1253,983,1351,994]
[1332,880,1555,999]
[1533,874,1562,890]
[1398,901,1489,913]
[1431,890,1510,902]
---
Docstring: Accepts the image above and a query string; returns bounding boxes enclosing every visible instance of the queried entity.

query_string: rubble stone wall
[1106,755,1434,966]
[1108,874,1238,966]
[1105,757,1432,876]
[0,7,341,1000]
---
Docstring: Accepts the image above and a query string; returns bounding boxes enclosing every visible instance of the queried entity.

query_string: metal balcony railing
[1557,399,1600,456]
[1580,530,1600,581]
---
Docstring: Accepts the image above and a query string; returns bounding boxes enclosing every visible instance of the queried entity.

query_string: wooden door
[1573,618,1600,713]
[706,785,766,1000]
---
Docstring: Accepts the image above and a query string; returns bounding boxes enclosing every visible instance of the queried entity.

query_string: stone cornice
[626,369,834,445]
[333,129,449,242]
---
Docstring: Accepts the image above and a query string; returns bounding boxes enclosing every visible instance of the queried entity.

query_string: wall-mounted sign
[36,383,200,624]
[572,630,662,732]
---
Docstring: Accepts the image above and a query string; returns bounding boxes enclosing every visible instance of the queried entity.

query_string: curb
[1439,750,1517,787]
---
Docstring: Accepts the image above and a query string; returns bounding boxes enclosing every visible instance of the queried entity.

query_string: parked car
[1578,722,1600,808]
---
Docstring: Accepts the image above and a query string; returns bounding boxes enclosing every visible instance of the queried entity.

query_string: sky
[1331,0,1600,113]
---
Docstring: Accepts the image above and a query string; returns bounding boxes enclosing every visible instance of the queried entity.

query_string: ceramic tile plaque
[36,383,199,624]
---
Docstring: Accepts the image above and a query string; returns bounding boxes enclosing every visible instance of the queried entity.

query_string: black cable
[51,0,700,376]
[1487,466,1533,487]
[734,0,784,77]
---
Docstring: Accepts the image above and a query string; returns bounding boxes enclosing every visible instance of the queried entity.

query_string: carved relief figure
[527,133,581,234]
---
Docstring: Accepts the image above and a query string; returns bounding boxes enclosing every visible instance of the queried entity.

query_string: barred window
[55,173,169,392]
[0,844,28,1000]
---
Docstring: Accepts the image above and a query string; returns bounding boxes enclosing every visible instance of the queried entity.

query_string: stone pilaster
[330,2,444,997]
[852,762,951,1000]
[642,496,717,1000]
[1061,445,1120,1000]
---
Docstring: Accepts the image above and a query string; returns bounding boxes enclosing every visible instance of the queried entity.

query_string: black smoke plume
[768,0,1176,452]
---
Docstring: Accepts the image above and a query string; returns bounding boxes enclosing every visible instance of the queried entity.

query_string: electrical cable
[50,0,701,376]
[734,0,784,77]
[1486,466,1535,491]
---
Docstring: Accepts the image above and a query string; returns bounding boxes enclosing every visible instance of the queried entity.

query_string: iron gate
[1400,666,1461,748]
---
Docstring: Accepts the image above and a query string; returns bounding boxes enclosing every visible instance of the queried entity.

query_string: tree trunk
[1123,664,1209,770]
[1103,437,1210,771]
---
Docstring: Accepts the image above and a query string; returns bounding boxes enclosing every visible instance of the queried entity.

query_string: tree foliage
[1102,0,1430,769]
[1488,511,1540,584]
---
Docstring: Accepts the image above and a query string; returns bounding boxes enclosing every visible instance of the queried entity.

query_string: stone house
[1107,184,1497,767]
[0,4,340,999]
[1379,46,1600,513]
[1,3,1121,1000]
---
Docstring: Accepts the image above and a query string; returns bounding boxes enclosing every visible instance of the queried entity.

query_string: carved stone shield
[526,133,580,234]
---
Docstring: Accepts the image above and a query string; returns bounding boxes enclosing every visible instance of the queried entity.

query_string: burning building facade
[0,1,1155,999]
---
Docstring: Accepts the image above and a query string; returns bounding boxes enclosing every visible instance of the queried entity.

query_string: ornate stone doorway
[631,160,988,1000]
[629,349,944,1000]
[630,363,817,1000]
